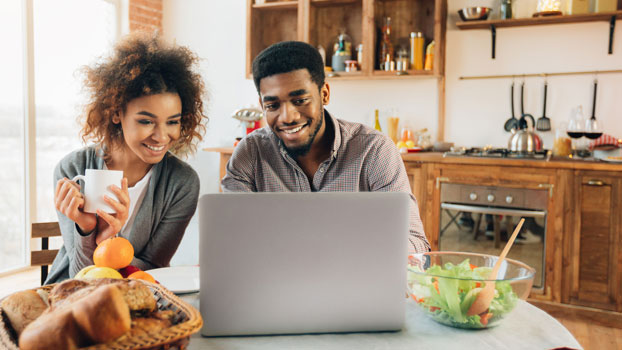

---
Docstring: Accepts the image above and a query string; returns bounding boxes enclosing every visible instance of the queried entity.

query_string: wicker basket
[0,281,202,350]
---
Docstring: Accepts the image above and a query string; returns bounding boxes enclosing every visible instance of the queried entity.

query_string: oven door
[439,196,547,290]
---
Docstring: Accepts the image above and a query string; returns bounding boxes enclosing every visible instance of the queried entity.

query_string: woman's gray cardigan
[45,146,200,284]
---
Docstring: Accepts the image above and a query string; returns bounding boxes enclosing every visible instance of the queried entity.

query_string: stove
[443,147,550,160]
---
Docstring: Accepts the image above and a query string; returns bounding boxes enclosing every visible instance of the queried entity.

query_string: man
[222,41,429,252]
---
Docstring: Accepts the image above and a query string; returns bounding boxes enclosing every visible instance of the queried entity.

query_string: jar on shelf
[331,28,352,72]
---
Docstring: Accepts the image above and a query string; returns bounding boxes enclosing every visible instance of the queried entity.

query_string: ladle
[503,82,518,132]
[467,218,525,317]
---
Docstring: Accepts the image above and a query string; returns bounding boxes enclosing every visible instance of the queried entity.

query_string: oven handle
[441,203,546,218]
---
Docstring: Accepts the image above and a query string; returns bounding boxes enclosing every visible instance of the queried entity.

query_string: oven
[438,183,549,289]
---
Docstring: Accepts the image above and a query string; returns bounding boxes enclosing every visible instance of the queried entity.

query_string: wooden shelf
[311,0,360,7]
[252,1,297,10]
[456,11,622,30]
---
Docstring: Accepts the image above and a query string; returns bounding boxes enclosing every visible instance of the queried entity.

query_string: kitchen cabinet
[565,170,622,312]
[246,0,447,80]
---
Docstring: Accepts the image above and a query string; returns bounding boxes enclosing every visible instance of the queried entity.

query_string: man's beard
[284,109,324,158]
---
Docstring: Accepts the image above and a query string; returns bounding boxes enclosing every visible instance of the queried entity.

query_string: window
[0,1,26,273]
[0,0,120,274]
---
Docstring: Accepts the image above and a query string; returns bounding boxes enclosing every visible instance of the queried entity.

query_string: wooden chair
[31,222,61,285]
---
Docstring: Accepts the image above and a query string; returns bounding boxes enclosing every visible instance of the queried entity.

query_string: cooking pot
[508,114,543,153]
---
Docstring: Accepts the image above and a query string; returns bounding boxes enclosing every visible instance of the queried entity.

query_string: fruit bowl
[407,251,535,329]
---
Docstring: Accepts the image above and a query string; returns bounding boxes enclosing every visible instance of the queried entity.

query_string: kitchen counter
[205,147,622,171]
[401,151,622,171]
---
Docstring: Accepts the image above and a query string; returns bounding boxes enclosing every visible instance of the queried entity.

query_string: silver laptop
[199,192,409,336]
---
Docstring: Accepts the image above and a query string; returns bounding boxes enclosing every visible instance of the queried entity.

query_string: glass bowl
[407,251,535,329]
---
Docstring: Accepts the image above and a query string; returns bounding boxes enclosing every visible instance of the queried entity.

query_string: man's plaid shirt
[222,111,430,253]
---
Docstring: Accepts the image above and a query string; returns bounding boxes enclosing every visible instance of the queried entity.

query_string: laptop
[198,192,409,336]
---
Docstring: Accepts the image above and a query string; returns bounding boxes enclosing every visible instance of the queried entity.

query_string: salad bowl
[407,251,535,329]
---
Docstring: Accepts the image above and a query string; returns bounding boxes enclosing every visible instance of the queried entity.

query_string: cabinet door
[569,172,621,311]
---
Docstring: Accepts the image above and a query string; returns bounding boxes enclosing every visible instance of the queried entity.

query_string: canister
[565,0,589,14]
[410,32,424,70]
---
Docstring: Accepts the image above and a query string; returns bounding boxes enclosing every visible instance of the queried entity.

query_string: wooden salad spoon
[467,218,525,317]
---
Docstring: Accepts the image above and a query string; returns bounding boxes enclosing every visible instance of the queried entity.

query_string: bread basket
[0,281,202,350]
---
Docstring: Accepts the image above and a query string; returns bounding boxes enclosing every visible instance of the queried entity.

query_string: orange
[93,237,134,270]
[127,271,156,284]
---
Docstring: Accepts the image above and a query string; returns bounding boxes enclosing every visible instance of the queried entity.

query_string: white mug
[71,169,123,214]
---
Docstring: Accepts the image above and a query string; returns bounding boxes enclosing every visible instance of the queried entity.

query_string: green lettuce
[408,259,518,328]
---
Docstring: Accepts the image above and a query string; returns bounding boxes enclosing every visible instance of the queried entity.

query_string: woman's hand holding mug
[95,178,129,244]
[55,178,97,233]
[54,170,130,243]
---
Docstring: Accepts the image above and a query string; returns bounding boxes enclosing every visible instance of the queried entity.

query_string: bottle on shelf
[424,41,435,71]
[500,0,513,19]
[331,30,351,72]
[379,17,394,71]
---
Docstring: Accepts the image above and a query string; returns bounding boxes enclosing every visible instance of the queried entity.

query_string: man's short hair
[252,41,325,92]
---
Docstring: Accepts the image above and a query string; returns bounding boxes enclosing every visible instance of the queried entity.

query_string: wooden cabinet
[566,170,622,312]
[246,0,447,80]
[414,162,561,302]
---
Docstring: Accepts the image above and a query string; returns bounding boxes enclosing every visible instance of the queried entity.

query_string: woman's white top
[104,163,153,237]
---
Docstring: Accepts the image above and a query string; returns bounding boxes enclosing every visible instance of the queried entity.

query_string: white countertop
[181,293,582,350]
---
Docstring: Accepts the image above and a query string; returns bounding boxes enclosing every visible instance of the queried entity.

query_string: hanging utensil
[503,82,519,132]
[519,81,534,128]
[536,80,551,131]
[590,79,598,121]
[585,79,603,140]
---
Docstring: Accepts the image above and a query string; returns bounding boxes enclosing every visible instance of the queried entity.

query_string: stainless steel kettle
[508,114,542,153]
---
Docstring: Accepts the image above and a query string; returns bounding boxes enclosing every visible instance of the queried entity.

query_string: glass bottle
[379,17,394,71]
[500,0,513,19]
[374,109,382,132]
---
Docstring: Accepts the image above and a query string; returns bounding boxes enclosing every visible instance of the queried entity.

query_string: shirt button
[319,167,325,173]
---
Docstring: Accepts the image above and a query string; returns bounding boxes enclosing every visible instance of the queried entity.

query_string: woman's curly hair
[81,32,207,158]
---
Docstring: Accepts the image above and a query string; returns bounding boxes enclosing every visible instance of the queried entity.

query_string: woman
[46,32,207,284]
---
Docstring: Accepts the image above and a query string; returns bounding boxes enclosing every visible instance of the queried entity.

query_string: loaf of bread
[18,307,86,350]
[127,316,171,338]
[49,278,156,312]
[72,284,131,343]
[0,290,48,337]
[48,279,92,308]
[18,284,132,349]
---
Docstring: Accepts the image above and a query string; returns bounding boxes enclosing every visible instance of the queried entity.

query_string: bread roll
[0,290,47,337]
[18,308,85,350]
[48,279,91,307]
[71,284,131,343]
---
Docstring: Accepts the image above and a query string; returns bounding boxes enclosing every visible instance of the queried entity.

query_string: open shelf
[252,1,298,10]
[311,0,359,7]
[456,11,622,30]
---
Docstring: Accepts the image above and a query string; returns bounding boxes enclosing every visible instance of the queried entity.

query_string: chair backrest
[31,222,61,285]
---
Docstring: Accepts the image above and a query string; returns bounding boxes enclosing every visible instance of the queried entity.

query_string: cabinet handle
[587,180,604,186]
[538,183,554,198]
[396,71,409,76]
[436,177,450,190]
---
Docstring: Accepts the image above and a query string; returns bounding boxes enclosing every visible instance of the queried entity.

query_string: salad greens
[407,259,518,329]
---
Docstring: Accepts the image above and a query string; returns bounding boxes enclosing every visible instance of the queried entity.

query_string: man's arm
[221,137,257,192]
[364,136,430,253]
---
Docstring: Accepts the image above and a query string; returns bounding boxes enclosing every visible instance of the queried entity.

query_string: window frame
[0,0,124,277]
